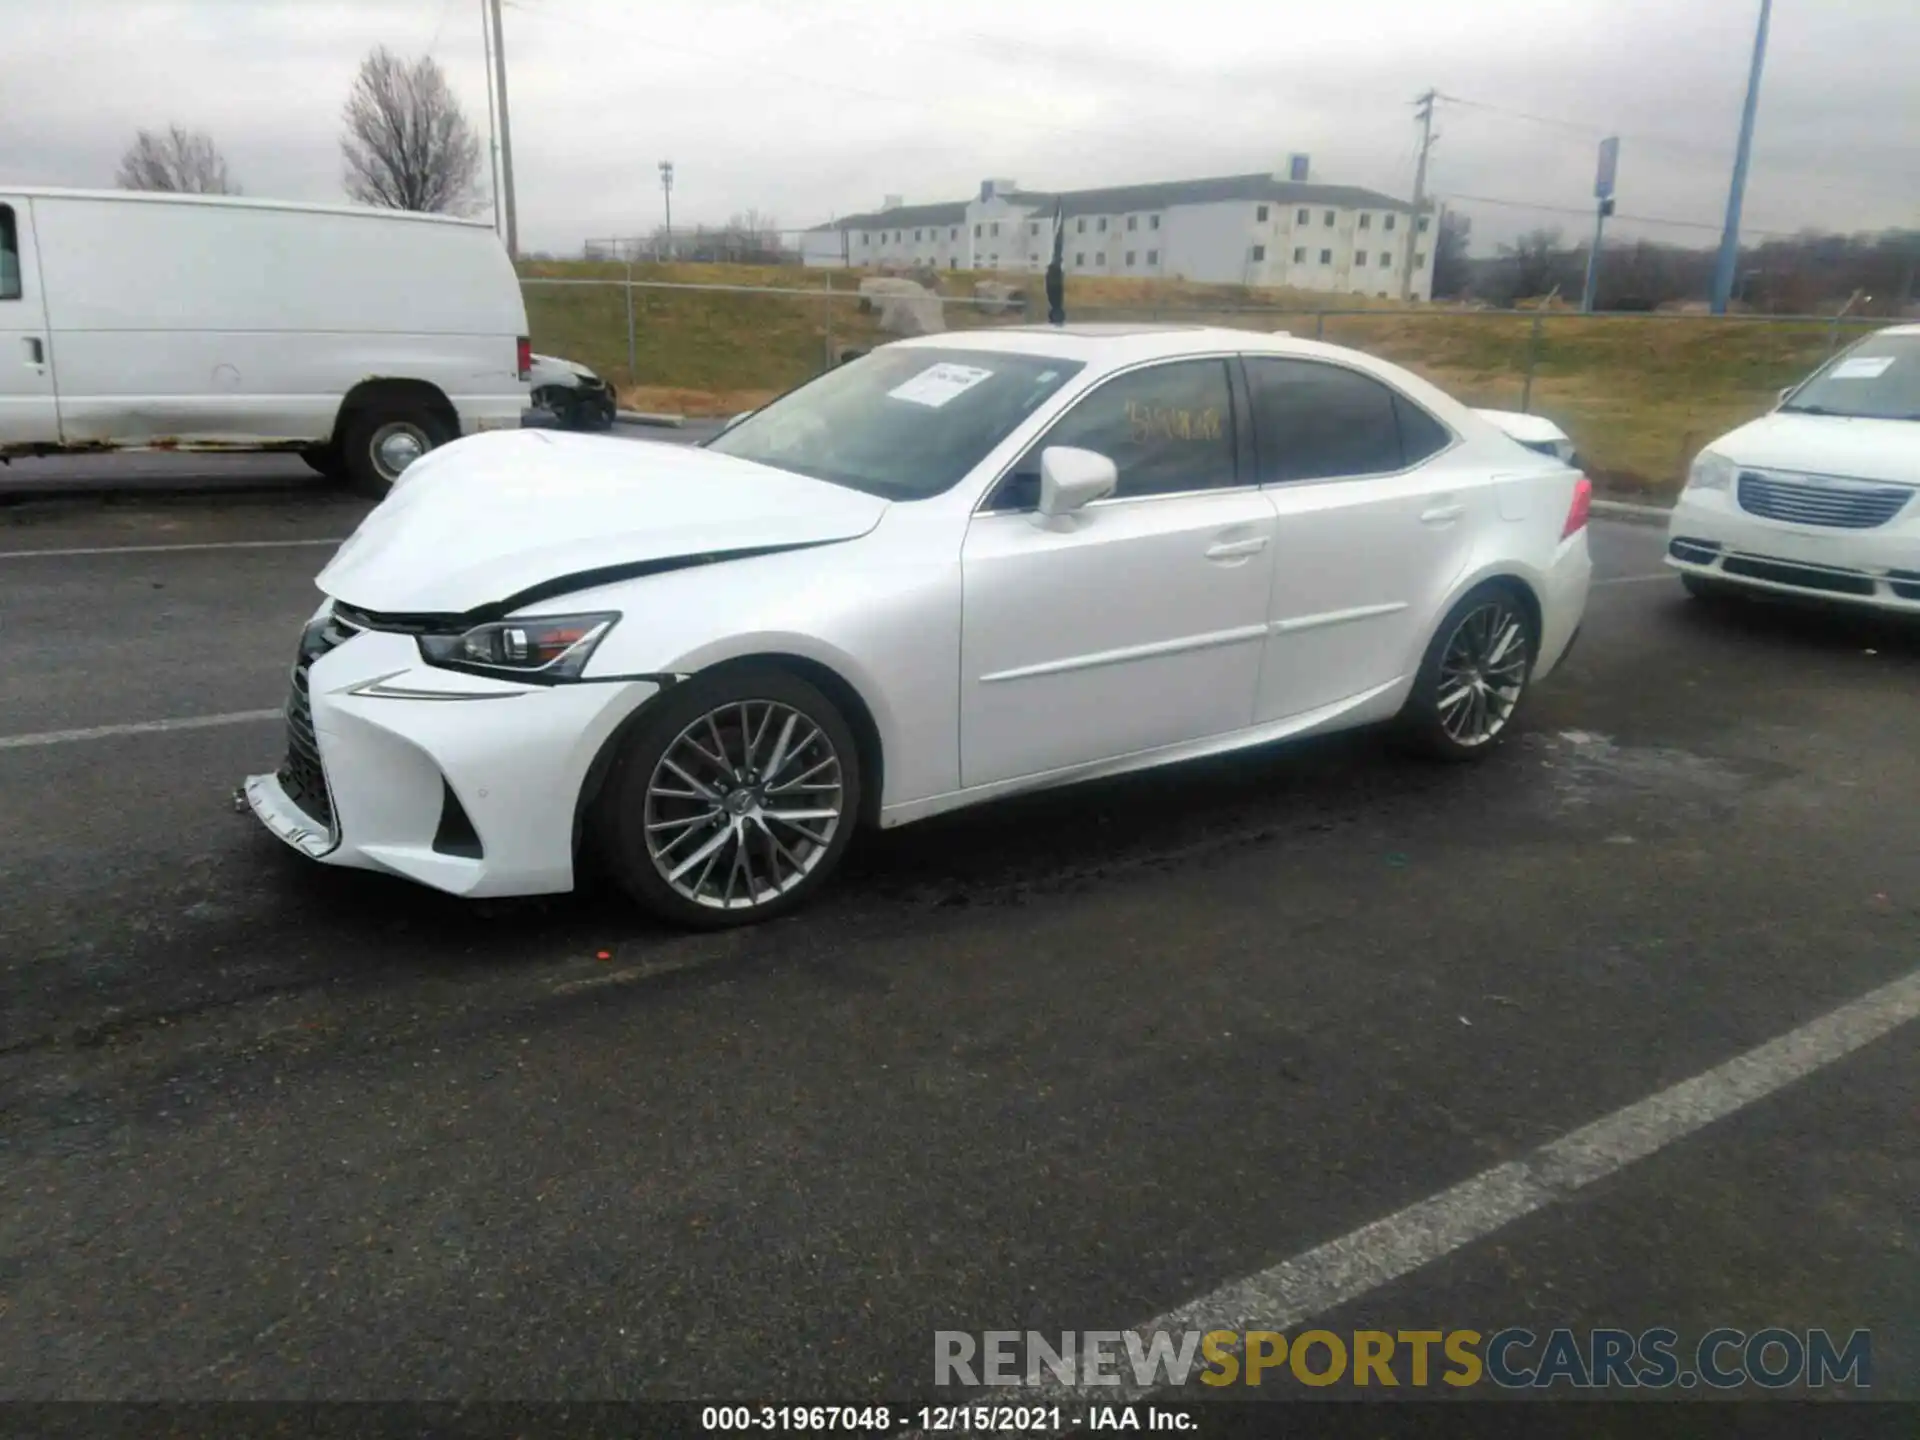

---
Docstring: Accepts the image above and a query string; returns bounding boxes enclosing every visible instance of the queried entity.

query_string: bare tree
[339,47,483,215]
[1430,211,1472,299]
[116,125,240,194]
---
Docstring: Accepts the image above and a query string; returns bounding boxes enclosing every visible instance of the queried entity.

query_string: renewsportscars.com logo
[934,1327,1872,1391]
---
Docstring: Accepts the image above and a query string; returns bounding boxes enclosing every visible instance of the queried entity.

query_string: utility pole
[659,160,675,260]
[1711,0,1772,314]
[1400,89,1436,302]
[1582,137,1620,313]
[487,0,518,258]
[480,0,501,239]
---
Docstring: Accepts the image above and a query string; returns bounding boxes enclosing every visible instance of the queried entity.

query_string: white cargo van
[0,187,529,494]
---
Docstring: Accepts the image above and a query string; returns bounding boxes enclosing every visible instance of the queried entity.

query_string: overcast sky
[2,0,1913,256]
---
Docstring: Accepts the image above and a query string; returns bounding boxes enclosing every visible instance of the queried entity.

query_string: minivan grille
[276,607,361,831]
[1736,471,1911,530]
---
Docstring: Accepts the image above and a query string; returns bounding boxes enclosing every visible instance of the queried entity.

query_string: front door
[0,199,59,448]
[1244,355,1481,723]
[960,357,1276,789]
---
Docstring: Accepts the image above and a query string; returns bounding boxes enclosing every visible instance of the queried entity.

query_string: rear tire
[340,404,452,498]
[1398,582,1537,762]
[595,666,863,929]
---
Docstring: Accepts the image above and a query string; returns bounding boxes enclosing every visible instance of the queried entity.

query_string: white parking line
[0,538,345,560]
[1019,964,1920,1401]
[0,709,281,751]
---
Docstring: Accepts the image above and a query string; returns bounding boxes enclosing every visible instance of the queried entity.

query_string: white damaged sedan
[246,326,1592,927]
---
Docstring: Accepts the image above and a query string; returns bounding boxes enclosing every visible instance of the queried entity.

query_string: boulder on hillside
[857,276,946,336]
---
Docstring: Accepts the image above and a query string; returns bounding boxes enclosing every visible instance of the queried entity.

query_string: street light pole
[1711,0,1772,315]
[487,0,518,258]
[659,160,674,260]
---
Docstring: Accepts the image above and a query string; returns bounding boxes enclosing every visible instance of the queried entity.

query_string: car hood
[1707,411,1920,484]
[530,353,601,385]
[317,429,888,615]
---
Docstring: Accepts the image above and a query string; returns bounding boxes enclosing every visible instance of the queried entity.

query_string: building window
[1075,252,1085,266]
[1355,250,1368,265]
[1097,217,1108,232]
[1074,218,1084,234]
[1324,210,1335,225]
[1381,252,1392,267]
[915,228,922,241]
[990,221,1000,236]
[1417,216,1431,233]
[1126,216,1137,231]
[1384,214,1396,232]
[951,227,959,240]
[1150,215,1160,229]
[1096,252,1105,265]
[1358,214,1371,230]
[1292,246,1306,263]
[1296,208,1310,224]
[1147,249,1158,264]
[1126,250,1137,266]
[1252,244,1266,261]
[1028,222,1038,237]
[1319,248,1332,264]
[990,254,999,266]
[974,223,982,238]
[861,233,869,246]
[1415,252,1428,268]
[1257,205,1270,222]
[950,257,959,268]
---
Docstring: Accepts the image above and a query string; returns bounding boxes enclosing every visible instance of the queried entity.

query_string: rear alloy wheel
[341,405,450,497]
[598,667,862,928]
[1400,585,1536,761]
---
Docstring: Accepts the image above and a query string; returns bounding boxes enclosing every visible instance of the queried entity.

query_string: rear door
[1245,355,1477,723]
[0,198,59,446]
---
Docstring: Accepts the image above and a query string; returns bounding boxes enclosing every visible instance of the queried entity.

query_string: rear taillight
[516,336,532,382]
[1562,474,1592,538]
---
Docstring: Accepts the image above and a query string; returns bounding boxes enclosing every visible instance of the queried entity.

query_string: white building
[802,170,1438,300]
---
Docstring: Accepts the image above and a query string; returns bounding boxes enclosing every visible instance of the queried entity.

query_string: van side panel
[0,196,61,448]
[30,196,528,447]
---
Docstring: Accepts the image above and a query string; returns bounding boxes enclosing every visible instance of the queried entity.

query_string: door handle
[1420,502,1465,525]
[23,337,44,368]
[1205,536,1269,561]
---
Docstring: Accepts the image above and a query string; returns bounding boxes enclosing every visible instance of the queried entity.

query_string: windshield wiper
[1779,403,1844,416]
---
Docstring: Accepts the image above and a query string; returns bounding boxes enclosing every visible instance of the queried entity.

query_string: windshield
[1781,334,1920,420]
[706,347,1084,500]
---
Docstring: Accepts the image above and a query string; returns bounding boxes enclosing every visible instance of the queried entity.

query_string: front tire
[340,404,452,498]
[1399,583,1537,761]
[596,666,863,929]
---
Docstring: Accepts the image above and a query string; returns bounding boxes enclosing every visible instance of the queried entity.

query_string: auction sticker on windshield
[1831,356,1896,380]
[888,363,995,408]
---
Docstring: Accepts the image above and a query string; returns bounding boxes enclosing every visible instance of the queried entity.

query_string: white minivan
[0,188,529,494]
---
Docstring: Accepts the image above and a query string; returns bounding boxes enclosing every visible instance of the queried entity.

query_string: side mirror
[1037,446,1118,520]
[1777,386,1795,407]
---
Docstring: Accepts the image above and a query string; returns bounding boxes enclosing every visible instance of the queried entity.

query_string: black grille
[1891,570,1920,602]
[1721,555,1877,597]
[1736,471,1912,530]
[1669,537,1723,564]
[275,608,360,831]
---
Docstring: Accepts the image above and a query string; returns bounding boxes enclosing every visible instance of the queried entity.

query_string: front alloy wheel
[599,667,862,927]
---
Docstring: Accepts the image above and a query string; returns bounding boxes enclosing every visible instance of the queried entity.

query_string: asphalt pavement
[0,474,1915,1410]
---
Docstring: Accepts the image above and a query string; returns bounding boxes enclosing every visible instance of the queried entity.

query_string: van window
[0,206,21,301]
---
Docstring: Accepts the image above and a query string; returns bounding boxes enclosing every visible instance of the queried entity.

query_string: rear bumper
[1667,488,1920,612]
[1532,533,1593,682]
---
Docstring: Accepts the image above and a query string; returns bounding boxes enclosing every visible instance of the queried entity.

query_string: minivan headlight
[418,613,619,680]
[1687,451,1737,492]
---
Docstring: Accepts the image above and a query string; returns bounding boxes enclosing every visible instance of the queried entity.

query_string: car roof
[1,185,493,229]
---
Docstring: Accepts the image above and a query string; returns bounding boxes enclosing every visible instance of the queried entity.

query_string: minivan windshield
[1780,334,1920,421]
[706,347,1083,500]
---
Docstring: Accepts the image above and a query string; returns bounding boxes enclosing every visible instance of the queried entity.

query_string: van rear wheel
[341,405,452,497]
[300,443,343,480]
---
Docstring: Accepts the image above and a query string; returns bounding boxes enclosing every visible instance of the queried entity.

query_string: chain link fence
[519,270,1891,494]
